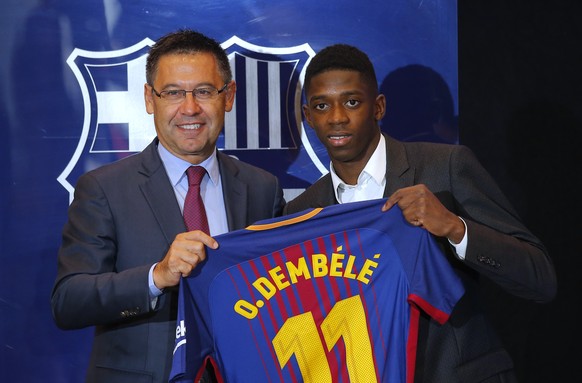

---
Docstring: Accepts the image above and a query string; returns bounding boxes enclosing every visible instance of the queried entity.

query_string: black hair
[304,44,378,94]
[145,29,232,86]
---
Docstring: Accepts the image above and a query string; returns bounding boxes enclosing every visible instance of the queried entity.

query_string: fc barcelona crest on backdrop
[59,38,155,202]
[60,36,324,203]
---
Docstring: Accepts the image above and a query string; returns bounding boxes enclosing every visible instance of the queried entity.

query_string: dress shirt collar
[157,142,220,187]
[331,134,387,203]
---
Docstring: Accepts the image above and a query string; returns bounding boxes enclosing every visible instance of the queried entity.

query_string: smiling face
[144,52,235,164]
[303,69,385,183]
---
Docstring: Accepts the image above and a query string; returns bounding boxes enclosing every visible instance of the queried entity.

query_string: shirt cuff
[449,216,468,260]
[148,263,164,309]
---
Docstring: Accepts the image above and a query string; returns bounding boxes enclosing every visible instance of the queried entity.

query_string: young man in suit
[284,44,556,382]
[51,29,284,383]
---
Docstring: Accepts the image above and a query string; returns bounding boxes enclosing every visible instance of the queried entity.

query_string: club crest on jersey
[59,37,325,203]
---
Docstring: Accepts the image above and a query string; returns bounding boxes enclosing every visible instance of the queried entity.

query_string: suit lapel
[217,152,248,231]
[138,139,186,247]
[314,174,339,206]
[384,134,416,196]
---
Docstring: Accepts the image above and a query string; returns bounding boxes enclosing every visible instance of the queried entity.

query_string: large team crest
[59,37,326,203]
[58,38,155,202]
[219,36,326,187]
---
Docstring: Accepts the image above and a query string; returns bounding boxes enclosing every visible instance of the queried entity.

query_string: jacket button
[477,255,501,268]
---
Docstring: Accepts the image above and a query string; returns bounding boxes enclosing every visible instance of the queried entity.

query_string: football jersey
[169,198,464,383]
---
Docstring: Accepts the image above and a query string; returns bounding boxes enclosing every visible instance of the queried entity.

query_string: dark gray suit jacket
[51,138,284,383]
[284,134,556,383]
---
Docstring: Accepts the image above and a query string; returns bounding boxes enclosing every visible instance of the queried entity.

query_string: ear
[374,93,386,121]
[224,81,237,112]
[144,83,154,115]
[302,104,313,128]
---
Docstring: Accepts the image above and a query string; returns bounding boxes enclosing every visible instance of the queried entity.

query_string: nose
[328,104,348,124]
[179,92,202,115]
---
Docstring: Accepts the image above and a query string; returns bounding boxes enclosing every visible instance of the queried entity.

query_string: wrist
[447,216,466,244]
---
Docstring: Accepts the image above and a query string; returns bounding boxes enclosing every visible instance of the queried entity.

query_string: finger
[381,199,394,212]
[411,217,424,227]
[185,245,206,262]
[181,266,194,278]
[183,230,219,249]
[179,250,209,277]
[383,189,403,212]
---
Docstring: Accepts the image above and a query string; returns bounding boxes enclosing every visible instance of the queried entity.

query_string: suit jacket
[284,134,556,383]
[51,138,284,383]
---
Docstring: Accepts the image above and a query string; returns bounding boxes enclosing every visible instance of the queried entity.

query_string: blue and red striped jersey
[170,198,464,383]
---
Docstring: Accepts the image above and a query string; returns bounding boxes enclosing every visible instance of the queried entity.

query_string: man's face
[303,70,385,169]
[144,52,235,164]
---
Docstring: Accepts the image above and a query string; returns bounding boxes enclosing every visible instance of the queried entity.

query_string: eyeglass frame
[149,83,229,102]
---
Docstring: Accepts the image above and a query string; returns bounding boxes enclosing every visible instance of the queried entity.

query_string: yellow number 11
[272,295,376,382]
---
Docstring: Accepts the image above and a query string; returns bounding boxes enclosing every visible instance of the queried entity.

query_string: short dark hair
[146,29,232,86]
[304,44,378,94]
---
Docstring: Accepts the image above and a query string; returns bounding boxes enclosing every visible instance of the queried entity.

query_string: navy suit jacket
[284,134,556,383]
[51,138,284,383]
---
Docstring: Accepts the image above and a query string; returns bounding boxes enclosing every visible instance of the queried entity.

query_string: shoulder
[79,151,147,184]
[284,174,333,214]
[389,136,476,166]
[399,139,467,156]
[76,140,160,188]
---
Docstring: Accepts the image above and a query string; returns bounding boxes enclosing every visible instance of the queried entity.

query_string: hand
[382,184,465,243]
[153,230,219,289]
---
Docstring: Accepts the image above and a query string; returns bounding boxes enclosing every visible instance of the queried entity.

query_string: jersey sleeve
[407,229,464,324]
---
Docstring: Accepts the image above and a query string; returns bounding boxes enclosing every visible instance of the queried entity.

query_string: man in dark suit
[51,29,284,383]
[284,44,557,382]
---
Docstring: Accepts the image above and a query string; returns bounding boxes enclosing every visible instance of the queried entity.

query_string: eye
[195,88,214,98]
[345,99,360,108]
[313,103,328,111]
[163,90,184,99]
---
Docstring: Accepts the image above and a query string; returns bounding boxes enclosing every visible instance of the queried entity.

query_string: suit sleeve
[450,145,556,302]
[51,172,153,329]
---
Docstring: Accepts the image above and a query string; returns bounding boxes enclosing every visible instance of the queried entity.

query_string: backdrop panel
[0,1,457,381]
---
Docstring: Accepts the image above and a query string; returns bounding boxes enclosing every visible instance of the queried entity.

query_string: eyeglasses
[150,84,228,103]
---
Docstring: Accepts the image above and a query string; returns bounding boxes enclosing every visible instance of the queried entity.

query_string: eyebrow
[158,82,217,90]
[308,90,364,103]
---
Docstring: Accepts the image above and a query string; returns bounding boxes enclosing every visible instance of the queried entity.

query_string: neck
[332,132,381,185]
[332,161,364,185]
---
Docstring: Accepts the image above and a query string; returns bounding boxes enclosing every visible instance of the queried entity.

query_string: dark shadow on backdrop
[503,101,582,383]
[379,64,458,144]
[458,2,582,381]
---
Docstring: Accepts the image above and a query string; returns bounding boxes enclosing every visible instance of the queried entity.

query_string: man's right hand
[153,231,219,289]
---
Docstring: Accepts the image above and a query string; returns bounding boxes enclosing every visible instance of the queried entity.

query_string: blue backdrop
[0,1,457,381]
